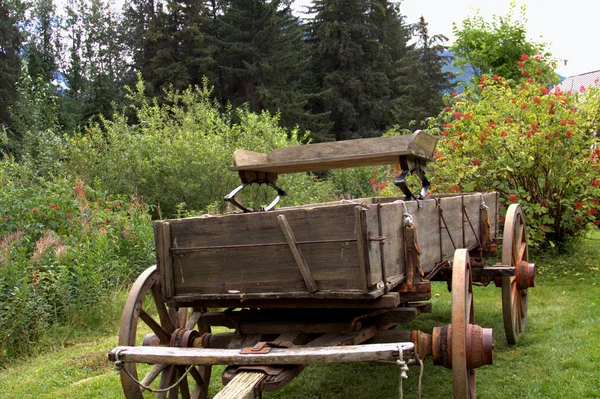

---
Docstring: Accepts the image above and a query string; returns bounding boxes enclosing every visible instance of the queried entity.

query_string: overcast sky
[294,0,596,78]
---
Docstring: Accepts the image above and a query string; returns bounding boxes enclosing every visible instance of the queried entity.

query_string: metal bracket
[224,181,287,213]
[395,156,430,201]
[240,342,272,354]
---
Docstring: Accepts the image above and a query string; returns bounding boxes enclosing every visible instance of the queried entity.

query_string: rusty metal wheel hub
[516,261,536,290]
[432,324,493,370]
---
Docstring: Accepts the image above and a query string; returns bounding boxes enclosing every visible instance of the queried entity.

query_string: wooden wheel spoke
[151,284,176,333]
[186,311,203,330]
[140,309,172,344]
[140,364,169,392]
[189,366,206,386]
[156,365,175,399]
[119,267,213,399]
[178,367,191,399]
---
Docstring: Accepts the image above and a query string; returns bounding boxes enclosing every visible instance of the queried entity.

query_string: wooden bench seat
[230,130,437,174]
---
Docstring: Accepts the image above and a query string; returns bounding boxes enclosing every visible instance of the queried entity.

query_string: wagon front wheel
[118,265,212,399]
[501,204,536,345]
[433,250,492,399]
[450,249,477,399]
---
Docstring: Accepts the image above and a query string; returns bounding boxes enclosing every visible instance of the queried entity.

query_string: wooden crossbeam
[109,342,414,366]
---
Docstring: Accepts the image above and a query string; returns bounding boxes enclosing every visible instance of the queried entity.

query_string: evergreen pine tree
[394,16,453,127]
[307,0,413,140]
[24,0,60,82]
[216,0,323,136]
[0,0,26,127]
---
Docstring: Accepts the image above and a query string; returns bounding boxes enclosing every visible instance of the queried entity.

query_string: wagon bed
[154,192,498,307]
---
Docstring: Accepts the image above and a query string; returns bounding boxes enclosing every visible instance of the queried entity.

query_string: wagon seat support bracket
[224,170,287,213]
[395,156,431,202]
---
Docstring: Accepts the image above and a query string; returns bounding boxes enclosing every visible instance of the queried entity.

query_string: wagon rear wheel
[451,249,477,399]
[501,204,536,345]
[119,265,212,399]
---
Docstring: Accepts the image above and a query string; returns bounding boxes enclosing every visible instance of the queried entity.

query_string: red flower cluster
[74,185,85,197]
[533,96,541,103]
[520,54,529,61]
[540,87,550,95]
[509,195,518,203]
[575,201,584,209]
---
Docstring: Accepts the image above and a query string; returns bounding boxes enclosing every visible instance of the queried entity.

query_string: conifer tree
[216,0,322,135]
[0,0,26,126]
[394,16,453,127]
[307,0,413,140]
[24,0,60,82]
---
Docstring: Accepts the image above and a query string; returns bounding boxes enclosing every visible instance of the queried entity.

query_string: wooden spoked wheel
[451,249,477,399]
[501,204,529,345]
[119,266,211,399]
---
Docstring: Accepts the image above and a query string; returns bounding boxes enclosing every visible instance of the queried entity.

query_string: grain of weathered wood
[277,214,319,293]
[108,342,415,366]
[354,206,370,294]
[168,293,401,309]
[154,221,174,299]
[230,131,437,174]
[379,201,405,289]
[363,205,383,288]
[213,371,265,399]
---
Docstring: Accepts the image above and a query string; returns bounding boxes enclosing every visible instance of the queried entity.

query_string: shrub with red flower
[431,53,600,244]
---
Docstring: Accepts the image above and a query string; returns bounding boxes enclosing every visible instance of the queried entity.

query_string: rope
[417,357,424,399]
[114,349,194,393]
[396,344,409,399]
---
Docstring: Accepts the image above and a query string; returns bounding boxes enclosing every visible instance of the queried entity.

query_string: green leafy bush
[0,161,153,362]
[430,55,600,245]
[66,78,336,217]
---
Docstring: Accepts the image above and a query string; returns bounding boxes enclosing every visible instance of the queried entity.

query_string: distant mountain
[441,50,474,93]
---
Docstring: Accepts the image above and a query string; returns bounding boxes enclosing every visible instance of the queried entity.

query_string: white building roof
[553,70,600,93]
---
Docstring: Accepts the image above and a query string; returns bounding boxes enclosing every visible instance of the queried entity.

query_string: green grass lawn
[1,232,599,398]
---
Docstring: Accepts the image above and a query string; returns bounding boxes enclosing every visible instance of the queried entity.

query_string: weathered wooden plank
[171,243,362,295]
[277,215,319,293]
[214,371,266,399]
[170,287,383,302]
[168,293,401,309]
[168,203,358,247]
[108,342,415,366]
[354,206,370,293]
[154,221,174,299]
[378,201,405,289]
[230,131,437,174]
[363,205,383,288]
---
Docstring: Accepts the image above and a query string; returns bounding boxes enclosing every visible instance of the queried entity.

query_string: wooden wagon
[109,131,536,398]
